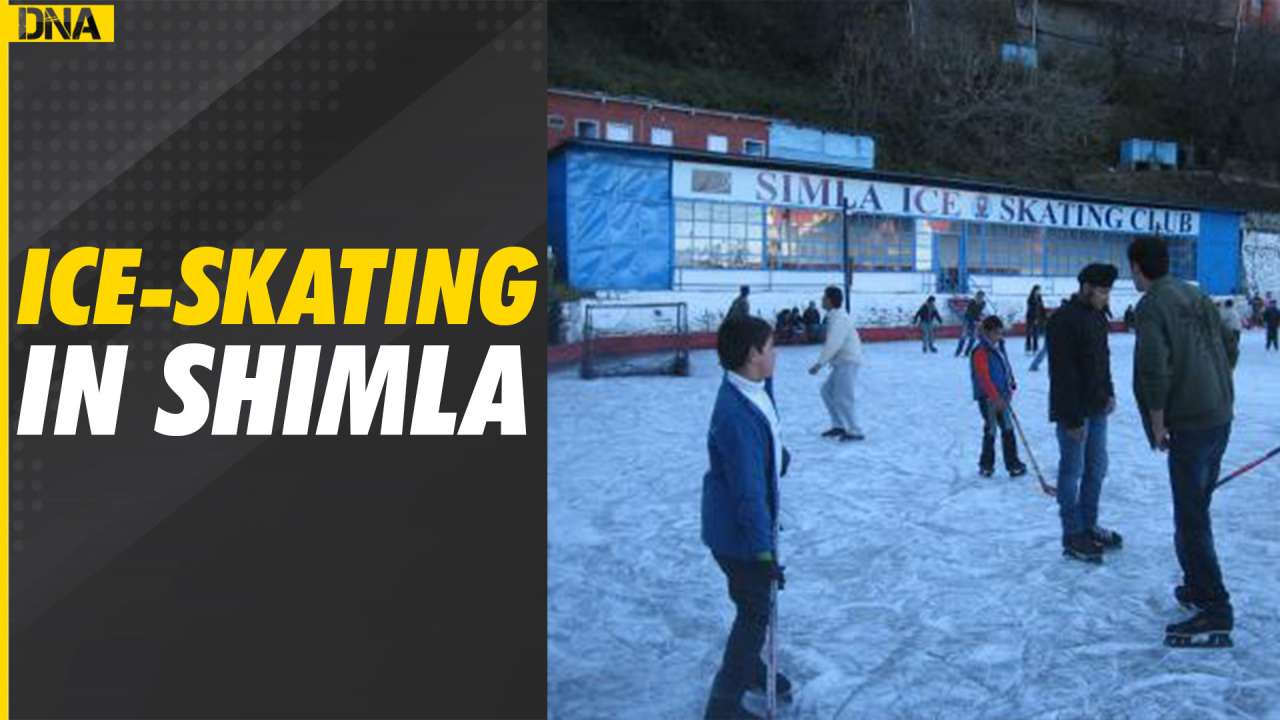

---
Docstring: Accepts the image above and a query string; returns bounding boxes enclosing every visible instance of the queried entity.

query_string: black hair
[981,315,1004,332]
[1225,299,1234,308]
[739,285,750,296]
[1127,235,1170,280]
[717,316,773,371]
[926,295,936,302]
[824,286,843,307]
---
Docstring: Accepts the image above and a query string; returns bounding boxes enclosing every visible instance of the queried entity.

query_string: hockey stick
[1009,407,1057,497]
[766,514,779,720]
[1213,445,1280,490]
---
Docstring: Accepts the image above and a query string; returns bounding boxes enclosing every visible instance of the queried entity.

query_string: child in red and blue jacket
[970,316,1028,478]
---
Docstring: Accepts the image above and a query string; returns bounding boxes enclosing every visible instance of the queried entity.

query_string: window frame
[605,121,634,143]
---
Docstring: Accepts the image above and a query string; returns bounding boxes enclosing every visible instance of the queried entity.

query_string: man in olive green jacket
[1129,235,1239,647]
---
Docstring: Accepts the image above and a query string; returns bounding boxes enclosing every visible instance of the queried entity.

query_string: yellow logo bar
[3,4,115,43]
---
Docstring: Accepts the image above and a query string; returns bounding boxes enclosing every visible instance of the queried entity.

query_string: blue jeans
[955,321,978,356]
[1055,414,1108,537]
[1168,423,1233,611]
[1029,343,1049,371]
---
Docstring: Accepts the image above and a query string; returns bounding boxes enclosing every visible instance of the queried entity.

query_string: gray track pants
[821,362,861,435]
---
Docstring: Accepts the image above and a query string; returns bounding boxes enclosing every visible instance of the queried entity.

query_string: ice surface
[549,331,1280,719]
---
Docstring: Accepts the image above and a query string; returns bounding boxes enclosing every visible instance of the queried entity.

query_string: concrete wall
[554,270,1158,345]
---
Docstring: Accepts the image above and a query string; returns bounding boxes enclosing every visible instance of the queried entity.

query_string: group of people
[727,285,825,346]
[775,303,822,344]
[910,287,1058,365]
[699,235,1243,718]
[1221,295,1280,352]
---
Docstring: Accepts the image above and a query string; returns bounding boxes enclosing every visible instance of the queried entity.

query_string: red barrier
[548,322,1129,371]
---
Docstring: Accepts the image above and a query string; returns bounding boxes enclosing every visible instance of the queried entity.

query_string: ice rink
[548,330,1280,720]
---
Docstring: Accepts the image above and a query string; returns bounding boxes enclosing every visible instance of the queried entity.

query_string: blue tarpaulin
[559,147,672,290]
[1197,211,1240,294]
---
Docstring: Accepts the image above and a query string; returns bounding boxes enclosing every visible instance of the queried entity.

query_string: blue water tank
[769,122,874,169]
[1000,43,1038,68]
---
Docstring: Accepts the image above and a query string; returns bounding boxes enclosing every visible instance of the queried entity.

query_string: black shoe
[1165,609,1234,648]
[747,672,794,704]
[839,430,865,442]
[930,347,939,353]
[1062,532,1102,563]
[1089,526,1123,550]
[979,466,995,478]
[1008,463,1028,478]
[821,428,844,438]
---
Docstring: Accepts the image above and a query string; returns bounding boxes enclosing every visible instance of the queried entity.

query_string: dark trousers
[706,554,772,716]
[1168,423,1233,615]
[955,321,979,356]
[1267,326,1278,350]
[1025,323,1041,352]
[977,398,1021,471]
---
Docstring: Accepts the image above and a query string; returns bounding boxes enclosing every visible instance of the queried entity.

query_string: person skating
[1265,300,1280,351]
[701,316,794,718]
[1128,235,1239,648]
[913,296,943,353]
[810,286,865,441]
[1047,264,1121,564]
[727,285,751,320]
[1025,285,1047,355]
[954,290,987,357]
[970,316,1028,478]
[1029,298,1066,372]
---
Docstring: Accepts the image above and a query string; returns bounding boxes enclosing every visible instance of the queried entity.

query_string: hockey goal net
[581,302,691,379]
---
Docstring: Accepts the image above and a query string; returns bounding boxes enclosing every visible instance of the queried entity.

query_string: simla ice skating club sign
[675,160,1200,236]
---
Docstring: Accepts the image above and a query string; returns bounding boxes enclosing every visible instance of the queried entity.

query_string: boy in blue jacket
[701,316,792,720]
[970,316,1028,478]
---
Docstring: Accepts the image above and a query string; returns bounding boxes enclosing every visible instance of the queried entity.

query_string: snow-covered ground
[548,331,1280,720]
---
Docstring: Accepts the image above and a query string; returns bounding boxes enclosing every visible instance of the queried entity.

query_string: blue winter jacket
[701,376,790,560]
[970,336,1016,402]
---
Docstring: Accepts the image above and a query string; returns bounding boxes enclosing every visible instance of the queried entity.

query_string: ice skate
[1165,611,1233,648]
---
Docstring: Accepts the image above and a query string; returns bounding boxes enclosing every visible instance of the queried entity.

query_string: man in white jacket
[809,286,865,441]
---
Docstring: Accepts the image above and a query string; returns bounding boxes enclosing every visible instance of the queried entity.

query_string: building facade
[547,89,772,158]
[549,140,1245,338]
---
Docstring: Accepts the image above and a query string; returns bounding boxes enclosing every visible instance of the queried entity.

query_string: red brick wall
[547,93,770,156]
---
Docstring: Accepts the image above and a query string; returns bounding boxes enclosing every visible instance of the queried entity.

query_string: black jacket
[1025,295,1046,326]
[1266,306,1280,331]
[913,303,942,325]
[1047,296,1115,428]
[964,299,985,323]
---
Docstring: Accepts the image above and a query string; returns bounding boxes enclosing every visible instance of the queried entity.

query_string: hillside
[549,1,1280,212]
